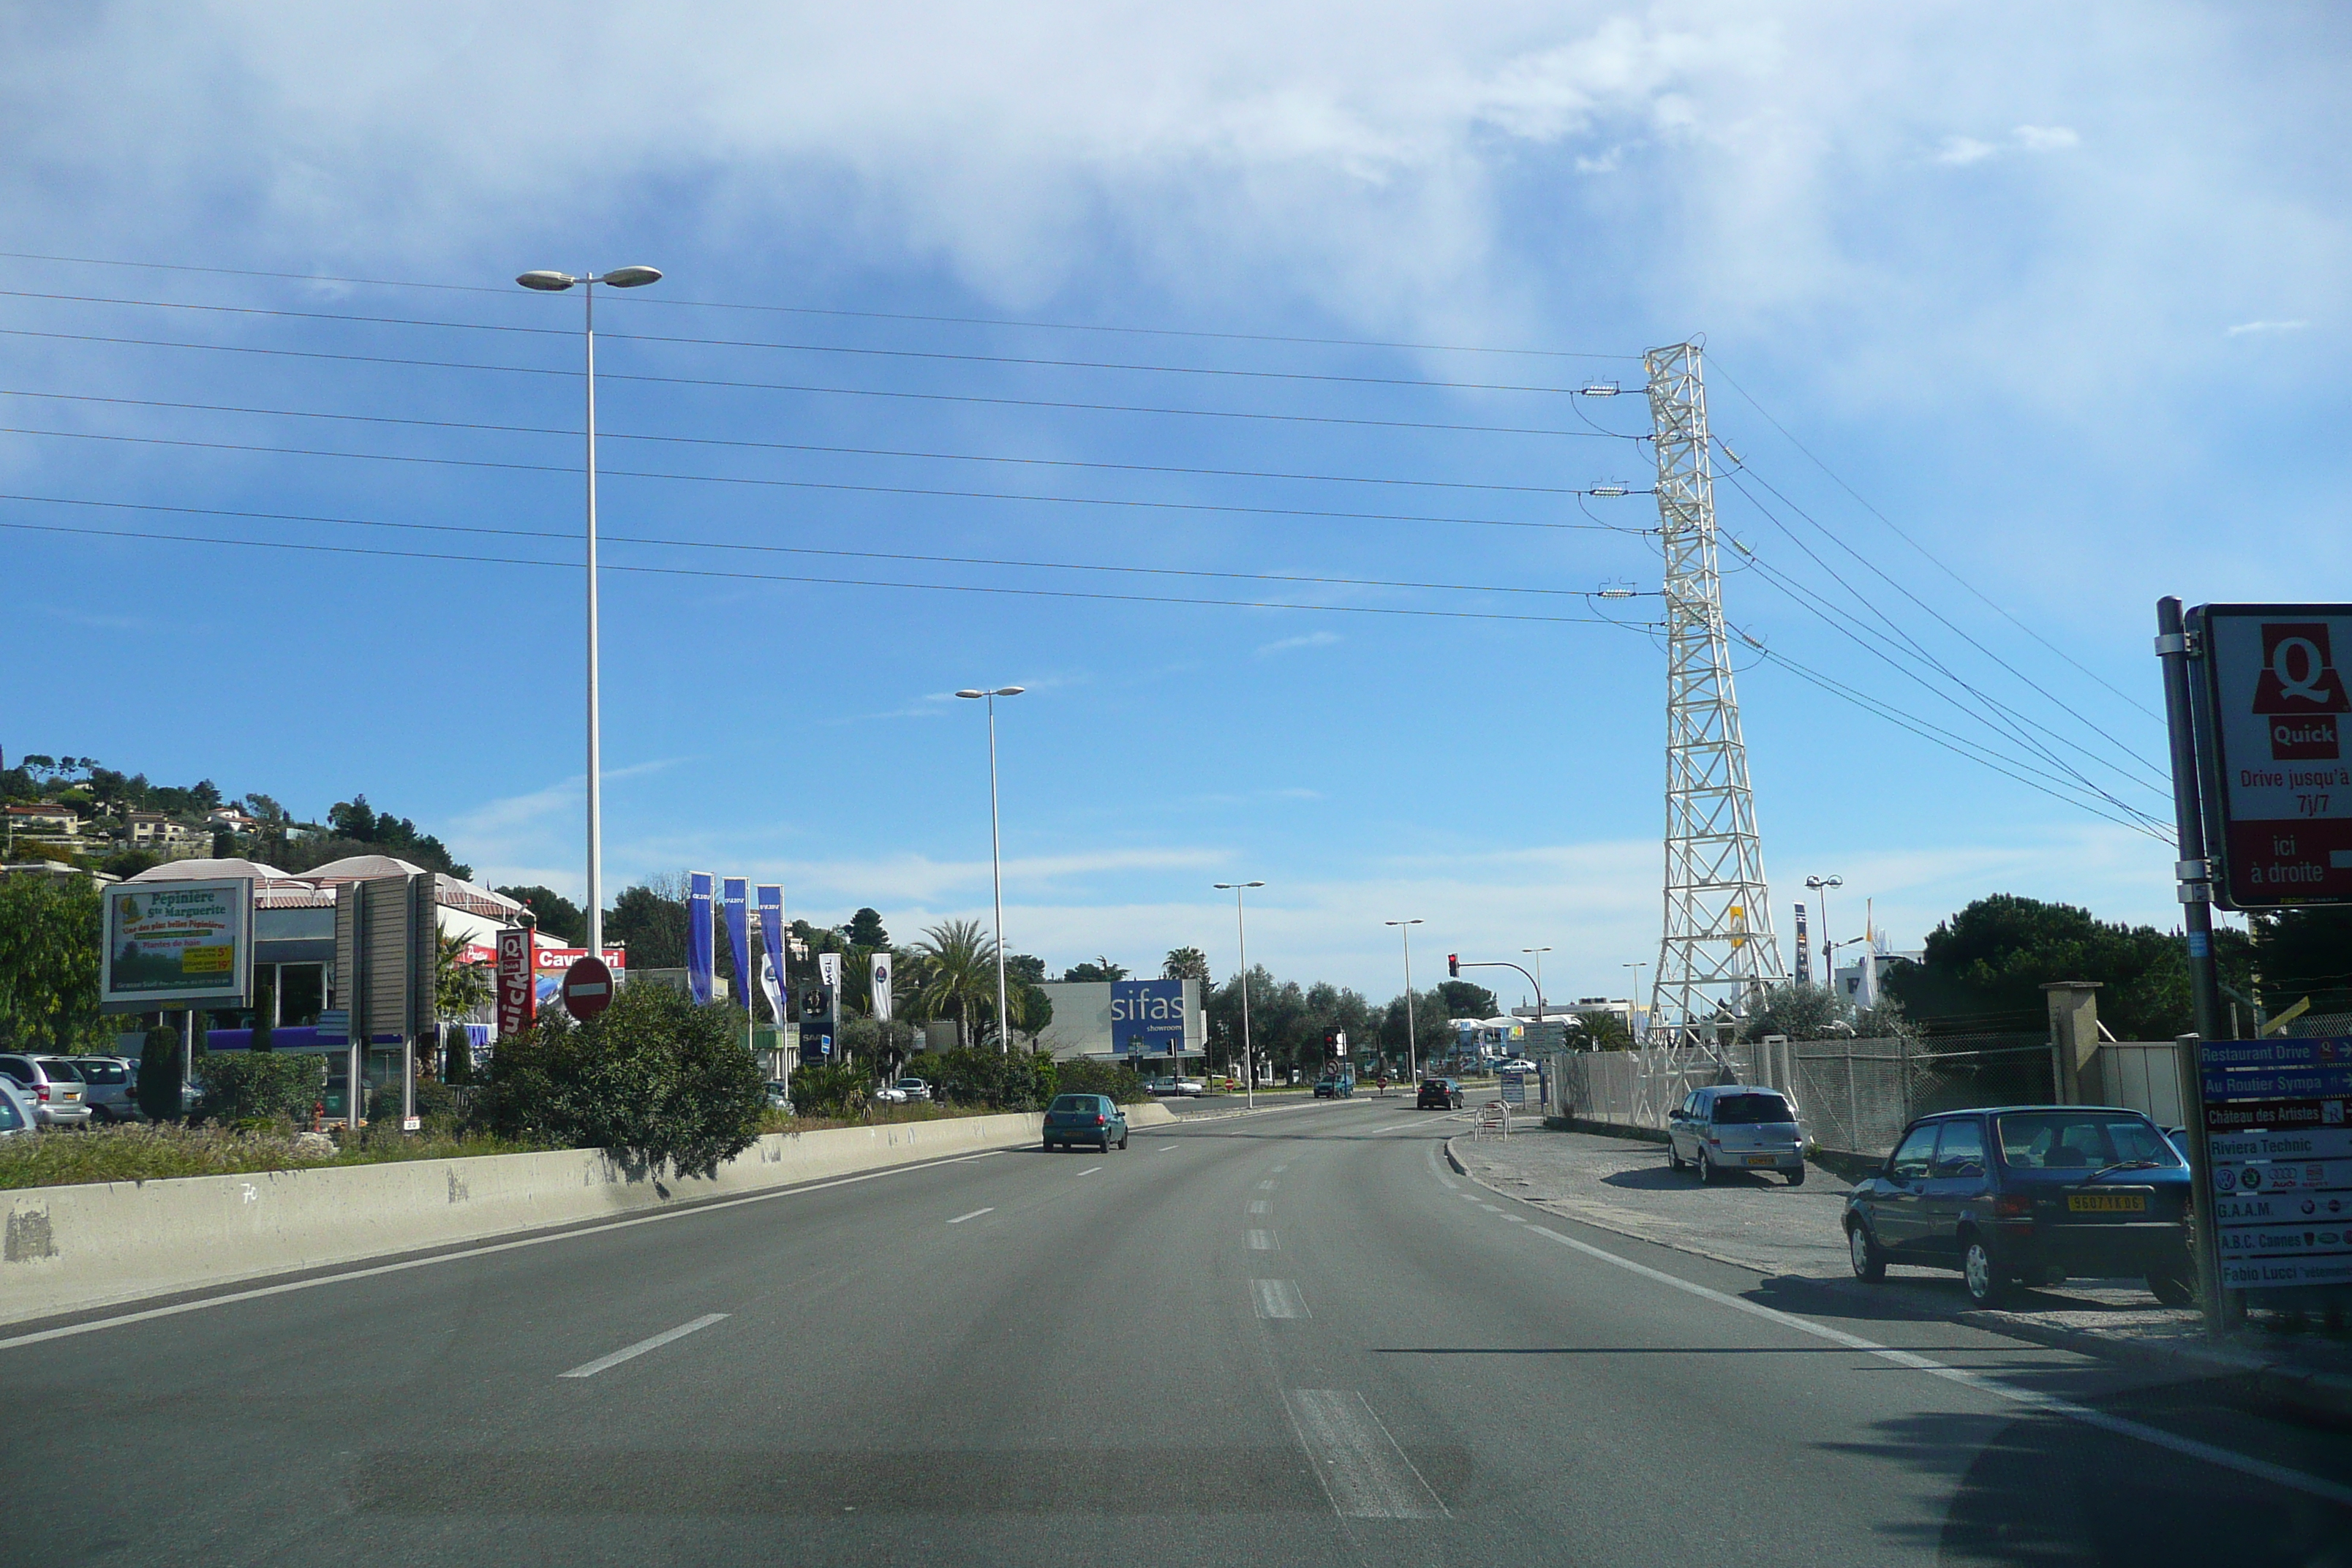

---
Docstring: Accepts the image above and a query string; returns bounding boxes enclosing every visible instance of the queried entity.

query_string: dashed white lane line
[1075,1166,1104,1176]
[1248,1200,1270,1214]
[559,1313,728,1379]
[1282,1389,1447,1519]
[1271,1164,1289,1173]
[1257,1180,1280,1190]
[1522,1223,2352,1509]
[947,1207,994,1225]
[1248,1229,1276,1251]
[1253,1278,1309,1319]
[1159,1145,1180,1152]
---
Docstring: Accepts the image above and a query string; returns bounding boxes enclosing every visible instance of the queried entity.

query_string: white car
[0,1077,31,1136]
[1174,1077,1207,1096]
[1497,1058,1539,1074]
[892,1077,932,1102]
[872,1083,908,1104]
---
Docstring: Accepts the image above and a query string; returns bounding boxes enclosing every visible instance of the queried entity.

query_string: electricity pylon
[1644,341,1785,1044]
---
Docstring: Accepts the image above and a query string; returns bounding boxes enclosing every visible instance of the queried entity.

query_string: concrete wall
[1,1101,1176,1326]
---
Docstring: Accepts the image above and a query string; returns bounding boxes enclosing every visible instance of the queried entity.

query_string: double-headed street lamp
[1805,874,1844,991]
[515,264,663,956]
[1387,919,1424,1083]
[1216,881,1265,1107]
[956,686,1025,1052]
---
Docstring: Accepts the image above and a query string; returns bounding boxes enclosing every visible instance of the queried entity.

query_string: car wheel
[1667,1142,1685,1172]
[1697,1150,1716,1186]
[1787,1167,1806,1187]
[2147,1268,2195,1308]
[1120,1131,1129,1150]
[1043,1139,1056,1152]
[1962,1236,2008,1308]
[1847,1221,1887,1283]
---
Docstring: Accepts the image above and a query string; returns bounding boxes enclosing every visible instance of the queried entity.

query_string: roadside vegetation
[0,1122,548,1190]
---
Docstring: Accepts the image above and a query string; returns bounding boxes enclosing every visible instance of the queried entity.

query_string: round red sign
[562,955,614,1020]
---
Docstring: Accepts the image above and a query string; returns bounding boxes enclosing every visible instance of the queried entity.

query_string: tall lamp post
[516,263,663,956]
[1804,875,1842,997]
[956,686,1025,1052]
[1387,919,1424,1083]
[1621,961,1647,1044]
[1217,881,1265,1107]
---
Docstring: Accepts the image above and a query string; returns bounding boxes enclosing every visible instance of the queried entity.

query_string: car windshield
[1712,1092,1795,1124]
[1996,1112,2182,1170]
[894,1079,922,1088]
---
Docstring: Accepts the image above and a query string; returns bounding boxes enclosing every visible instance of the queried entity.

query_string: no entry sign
[2195,603,2352,908]
[563,955,614,1020]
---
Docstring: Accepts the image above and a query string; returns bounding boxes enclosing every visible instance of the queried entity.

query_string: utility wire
[0,517,1659,628]
[0,492,1656,601]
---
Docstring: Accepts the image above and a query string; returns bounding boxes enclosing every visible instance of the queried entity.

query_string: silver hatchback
[1667,1085,1806,1186]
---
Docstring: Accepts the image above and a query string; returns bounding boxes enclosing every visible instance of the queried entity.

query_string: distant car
[55,1056,140,1122]
[872,1084,908,1104]
[1667,1085,1806,1186]
[0,1053,91,1128]
[1418,1078,1463,1110]
[1143,1077,1181,1097]
[893,1077,932,1102]
[1313,1075,1353,1098]
[1043,1093,1128,1152]
[763,1080,792,1110]
[1844,1106,2194,1308]
[0,1077,31,1137]
[1497,1058,1539,1074]
[1173,1077,1207,1097]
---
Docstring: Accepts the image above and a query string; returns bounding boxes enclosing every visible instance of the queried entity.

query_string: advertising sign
[531,946,628,1010]
[2194,604,2352,908]
[99,878,253,1010]
[686,871,715,1005]
[756,885,786,1017]
[2202,1035,2352,1289]
[1111,978,1185,1057]
[871,951,894,1023]
[1793,902,1811,984]
[495,926,535,1036]
[722,878,751,1007]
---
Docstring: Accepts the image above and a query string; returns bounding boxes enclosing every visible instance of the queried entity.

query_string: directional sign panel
[2202,1036,2352,1288]
[2195,604,2352,908]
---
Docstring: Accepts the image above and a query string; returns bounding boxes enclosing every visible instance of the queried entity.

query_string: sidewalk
[1450,1123,2352,1419]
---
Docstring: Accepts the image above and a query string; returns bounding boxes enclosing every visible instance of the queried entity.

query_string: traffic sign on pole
[2190,603,2352,908]
[563,955,615,1020]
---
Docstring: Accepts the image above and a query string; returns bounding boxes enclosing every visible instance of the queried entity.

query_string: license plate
[2067,1191,2146,1213]
[1744,1155,1778,1166]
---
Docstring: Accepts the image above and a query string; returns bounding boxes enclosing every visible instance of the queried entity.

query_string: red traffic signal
[1447,954,1460,979]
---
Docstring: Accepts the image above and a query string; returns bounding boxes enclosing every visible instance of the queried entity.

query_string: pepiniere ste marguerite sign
[99,878,254,1011]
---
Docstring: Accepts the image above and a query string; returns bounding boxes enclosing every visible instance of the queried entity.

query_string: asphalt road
[7,1097,2352,1566]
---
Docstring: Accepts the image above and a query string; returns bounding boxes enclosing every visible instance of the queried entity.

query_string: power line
[0,328,1648,496]
[0,491,1658,601]
[0,424,1647,537]
[0,516,1660,627]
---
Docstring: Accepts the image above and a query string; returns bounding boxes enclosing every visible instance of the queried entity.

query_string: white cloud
[2012,124,2081,152]
[1255,630,1342,656]
[1934,136,1998,167]
[2226,319,2311,336]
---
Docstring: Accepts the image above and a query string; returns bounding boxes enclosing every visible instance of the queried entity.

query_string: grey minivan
[0,1052,91,1128]
[52,1056,140,1122]
[1667,1085,1806,1186]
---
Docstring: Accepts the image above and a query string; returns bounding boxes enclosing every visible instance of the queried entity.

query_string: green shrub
[475,981,766,1177]
[912,1047,1060,1112]
[251,986,276,1052]
[195,1052,323,1127]
[1049,1058,1147,1104]
[788,1059,867,1119]
[136,1026,181,1121]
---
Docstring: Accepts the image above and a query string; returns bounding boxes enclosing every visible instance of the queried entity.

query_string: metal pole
[2155,598,2223,1041]
[584,278,604,959]
[1402,926,1417,1085]
[988,693,1009,1054]
[1235,887,1254,1107]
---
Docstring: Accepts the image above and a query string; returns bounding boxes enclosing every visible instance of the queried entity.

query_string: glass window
[39,1059,84,1080]
[1712,1092,1794,1125]
[0,1094,22,1131]
[1997,1112,2180,1170]
[1933,1119,1986,1177]
[73,1061,127,1084]
[1890,1125,1938,1180]
[1049,1095,1092,1113]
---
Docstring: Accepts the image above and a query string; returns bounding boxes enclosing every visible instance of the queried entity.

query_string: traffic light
[1447,954,1460,979]
[1322,1026,1346,1052]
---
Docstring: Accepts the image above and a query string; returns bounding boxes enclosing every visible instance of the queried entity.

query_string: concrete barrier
[1,1101,1176,1325]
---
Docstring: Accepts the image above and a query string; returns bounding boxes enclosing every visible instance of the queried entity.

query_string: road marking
[1159,1145,1179,1152]
[1281,1389,1447,1519]
[1256,1180,1279,1191]
[1248,1199,1270,1214]
[1479,1203,1501,1213]
[1253,1278,1308,1319]
[1523,1224,2352,1509]
[1459,1193,1482,1202]
[558,1313,728,1379]
[0,1147,1009,1354]
[1076,1166,1103,1177]
[947,1207,994,1224]
[1501,1215,1528,1224]
[1271,1164,1289,1173]
[1248,1229,1276,1251]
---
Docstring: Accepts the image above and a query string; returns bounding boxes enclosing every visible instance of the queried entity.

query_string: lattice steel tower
[1644,342,1785,1043]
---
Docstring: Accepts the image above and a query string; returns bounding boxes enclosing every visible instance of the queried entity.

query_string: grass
[0,1122,549,1191]
[757,1101,1005,1136]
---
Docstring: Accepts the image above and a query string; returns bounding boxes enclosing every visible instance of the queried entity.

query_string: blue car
[1043,1093,1129,1153]
[1844,1104,2194,1308]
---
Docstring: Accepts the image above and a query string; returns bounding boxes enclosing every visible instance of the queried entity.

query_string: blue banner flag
[686,871,715,1006]
[722,878,751,1010]
[757,885,786,1022]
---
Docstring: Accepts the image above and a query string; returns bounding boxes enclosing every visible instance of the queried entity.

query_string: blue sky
[4,2,2345,1009]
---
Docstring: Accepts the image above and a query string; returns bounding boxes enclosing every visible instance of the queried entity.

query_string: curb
[1446,1133,2352,1424]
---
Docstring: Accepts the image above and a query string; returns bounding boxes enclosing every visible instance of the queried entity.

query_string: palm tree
[914,918,998,1049]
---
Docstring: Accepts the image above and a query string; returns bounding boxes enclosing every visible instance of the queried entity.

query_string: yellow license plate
[1744,1155,1778,1166]
[2067,1191,2146,1213]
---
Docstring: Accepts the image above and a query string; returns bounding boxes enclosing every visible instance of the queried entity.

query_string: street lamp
[1216,882,1265,1107]
[1805,875,1843,992]
[1621,961,1647,1044]
[956,686,1025,1051]
[1387,919,1424,1084]
[515,264,663,957]
[1520,947,1552,1014]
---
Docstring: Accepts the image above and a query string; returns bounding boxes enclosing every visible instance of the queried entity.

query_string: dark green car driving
[1043,1093,1129,1153]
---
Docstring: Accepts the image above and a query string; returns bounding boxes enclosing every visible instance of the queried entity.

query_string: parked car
[1172,1077,1206,1097]
[1843,1105,2195,1308]
[1418,1077,1464,1110]
[0,1077,31,1137]
[1043,1093,1128,1152]
[873,1083,908,1104]
[53,1056,140,1122]
[1497,1058,1539,1074]
[764,1080,793,1110]
[1667,1085,1806,1186]
[893,1077,932,1102]
[1313,1075,1354,1098]
[0,1053,91,1128]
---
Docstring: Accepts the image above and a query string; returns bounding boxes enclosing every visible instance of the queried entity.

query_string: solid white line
[947,1207,994,1224]
[0,1148,1008,1353]
[1523,1224,2352,1509]
[1248,1229,1275,1251]
[1253,1278,1308,1319]
[1282,1389,1447,1519]
[1075,1166,1104,1177]
[558,1313,728,1379]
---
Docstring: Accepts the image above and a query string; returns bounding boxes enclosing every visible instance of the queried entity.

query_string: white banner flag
[871,952,893,1022]
[758,952,786,1030]
[818,951,842,994]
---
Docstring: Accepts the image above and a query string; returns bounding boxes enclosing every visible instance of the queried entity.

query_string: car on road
[55,1055,140,1122]
[1667,1085,1806,1186]
[0,1077,31,1137]
[1313,1074,1354,1098]
[763,1080,792,1110]
[872,1082,908,1104]
[893,1077,932,1102]
[1418,1077,1464,1109]
[1497,1058,1539,1074]
[1843,1105,2194,1308]
[1042,1093,1128,1152]
[0,1053,91,1128]
[1172,1077,1206,1096]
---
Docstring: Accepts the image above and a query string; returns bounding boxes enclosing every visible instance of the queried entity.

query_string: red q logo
[2253,623,2349,761]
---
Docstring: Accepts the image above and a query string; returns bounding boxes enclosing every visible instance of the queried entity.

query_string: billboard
[1111,978,1185,1058]
[532,946,628,1010]
[99,878,254,1011]
[495,927,535,1035]
[2196,604,2352,908]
